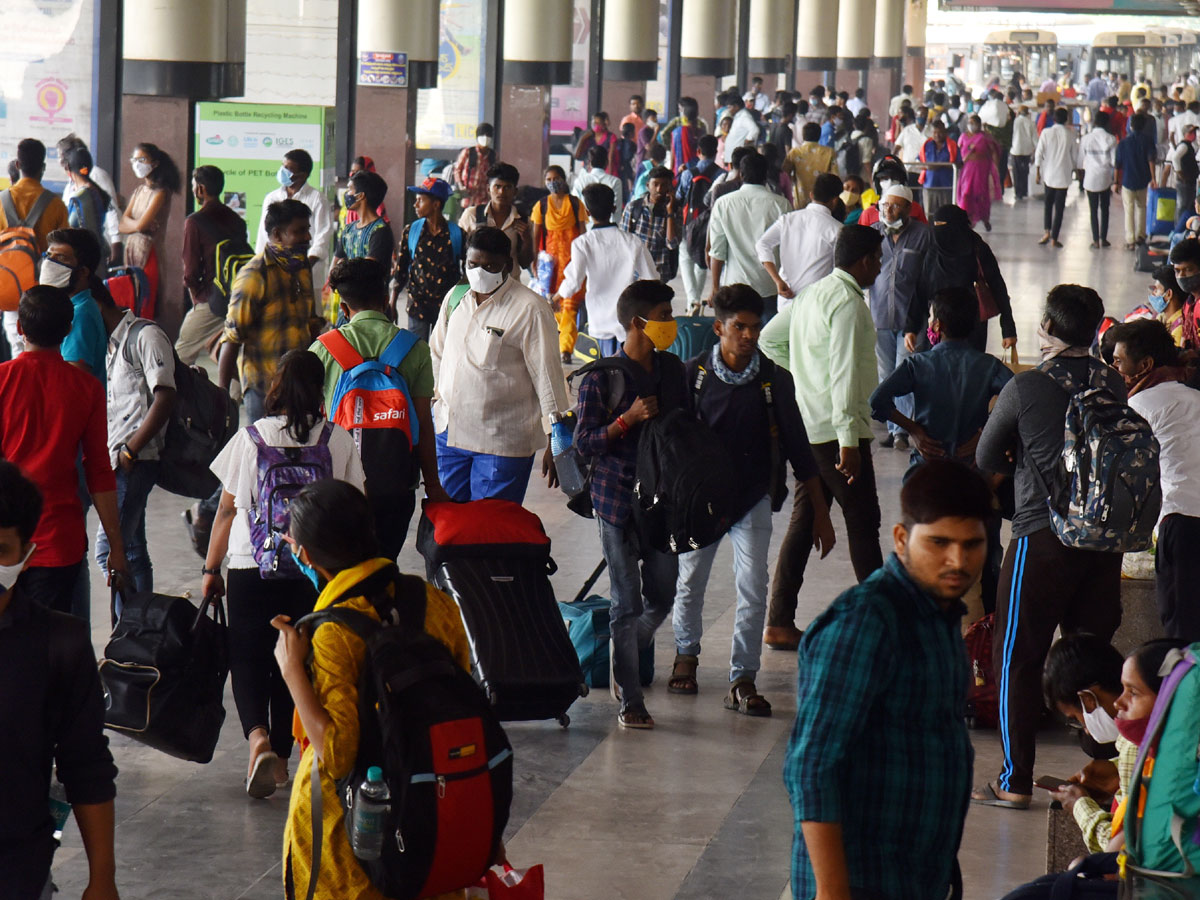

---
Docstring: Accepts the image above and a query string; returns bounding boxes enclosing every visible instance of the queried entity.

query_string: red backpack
[963,613,997,729]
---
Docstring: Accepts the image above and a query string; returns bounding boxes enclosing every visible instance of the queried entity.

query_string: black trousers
[993,528,1122,795]
[370,491,417,563]
[768,438,883,627]
[1011,155,1031,198]
[1087,189,1111,242]
[1044,186,1068,239]
[1156,513,1200,641]
[1177,179,1197,231]
[1000,854,1118,900]
[226,569,317,757]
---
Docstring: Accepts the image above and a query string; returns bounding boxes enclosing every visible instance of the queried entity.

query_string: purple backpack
[247,421,334,579]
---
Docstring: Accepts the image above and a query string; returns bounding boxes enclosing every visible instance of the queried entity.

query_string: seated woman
[272,478,472,900]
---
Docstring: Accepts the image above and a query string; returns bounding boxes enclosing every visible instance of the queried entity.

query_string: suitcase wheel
[557,714,571,728]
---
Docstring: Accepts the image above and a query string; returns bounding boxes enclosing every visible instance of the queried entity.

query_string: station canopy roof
[941,0,1198,14]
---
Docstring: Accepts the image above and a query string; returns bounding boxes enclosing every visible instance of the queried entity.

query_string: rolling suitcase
[667,314,718,363]
[1147,186,1177,237]
[418,500,587,726]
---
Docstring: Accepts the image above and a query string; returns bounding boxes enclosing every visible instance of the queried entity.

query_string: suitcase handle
[570,560,608,605]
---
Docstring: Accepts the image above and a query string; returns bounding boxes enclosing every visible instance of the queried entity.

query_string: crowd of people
[3,65,1200,900]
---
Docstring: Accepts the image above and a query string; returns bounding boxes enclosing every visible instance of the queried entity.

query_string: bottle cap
[367,766,384,783]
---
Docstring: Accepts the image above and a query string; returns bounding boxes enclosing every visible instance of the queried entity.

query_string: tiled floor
[51,187,1152,899]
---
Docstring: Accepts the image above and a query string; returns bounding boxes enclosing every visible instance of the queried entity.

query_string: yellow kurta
[283,558,472,900]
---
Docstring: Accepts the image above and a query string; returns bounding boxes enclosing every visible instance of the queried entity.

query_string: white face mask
[132,160,152,179]
[466,265,506,295]
[1080,692,1121,743]
[40,258,76,289]
[0,543,35,594]
[884,215,906,231]
[477,135,493,149]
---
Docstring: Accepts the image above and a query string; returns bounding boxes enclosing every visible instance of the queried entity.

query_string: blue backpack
[408,218,464,262]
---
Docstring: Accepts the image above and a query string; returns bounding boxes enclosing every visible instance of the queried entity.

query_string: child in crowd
[573,280,687,729]
[669,285,835,716]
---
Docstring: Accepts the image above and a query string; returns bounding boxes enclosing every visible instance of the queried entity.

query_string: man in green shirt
[311,257,450,560]
[759,224,886,650]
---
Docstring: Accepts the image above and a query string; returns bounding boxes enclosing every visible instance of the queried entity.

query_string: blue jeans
[435,431,536,503]
[596,516,677,711]
[408,315,432,343]
[874,328,922,436]
[243,387,266,424]
[96,460,161,602]
[596,336,620,358]
[674,496,772,683]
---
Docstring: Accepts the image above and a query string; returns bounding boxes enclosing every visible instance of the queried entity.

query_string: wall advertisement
[416,0,487,152]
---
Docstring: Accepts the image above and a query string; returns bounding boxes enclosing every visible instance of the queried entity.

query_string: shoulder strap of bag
[448,222,463,260]
[21,189,54,229]
[0,190,18,227]
[443,282,471,322]
[407,217,426,259]
[759,360,787,508]
[317,328,365,372]
[538,196,549,252]
[378,327,418,369]
[475,204,488,226]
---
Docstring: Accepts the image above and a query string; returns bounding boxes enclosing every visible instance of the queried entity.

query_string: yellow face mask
[639,317,678,352]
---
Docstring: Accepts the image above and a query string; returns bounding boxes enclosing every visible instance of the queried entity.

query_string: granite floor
[49,187,1152,900]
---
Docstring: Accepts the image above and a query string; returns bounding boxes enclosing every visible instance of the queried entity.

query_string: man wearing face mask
[428,227,569,504]
[254,149,334,295]
[867,185,933,451]
[974,285,1128,811]
[221,200,323,423]
[1167,124,1199,232]
[39,228,108,381]
[858,156,929,227]
[453,123,497,208]
[1168,239,1200,346]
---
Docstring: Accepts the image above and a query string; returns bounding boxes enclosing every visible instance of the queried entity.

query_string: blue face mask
[293,548,321,592]
[276,165,295,188]
[1148,292,1168,315]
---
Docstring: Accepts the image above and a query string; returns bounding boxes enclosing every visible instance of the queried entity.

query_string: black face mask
[1177,272,1200,296]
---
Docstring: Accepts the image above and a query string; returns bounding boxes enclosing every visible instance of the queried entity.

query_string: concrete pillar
[750,0,795,74]
[601,81,649,129]
[682,0,736,76]
[871,0,904,117]
[795,0,837,95]
[122,0,247,340]
[836,0,875,87]
[904,0,927,97]
[354,0,439,237]
[604,0,659,81]
[500,0,572,179]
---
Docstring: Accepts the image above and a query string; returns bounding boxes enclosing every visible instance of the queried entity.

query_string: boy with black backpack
[574,280,688,729]
[675,134,724,313]
[670,285,835,717]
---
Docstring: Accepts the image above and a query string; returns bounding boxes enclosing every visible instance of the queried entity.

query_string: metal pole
[334,0,357,177]
[787,0,799,92]
[736,0,751,90]
[588,0,604,117]
[665,0,684,119]
[484,0,504,142]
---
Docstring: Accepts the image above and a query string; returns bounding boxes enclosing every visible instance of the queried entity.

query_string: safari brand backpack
[246,421,334,578]
[1033,358,1161,553]
[297,566,512,900]
[318,328,420,498]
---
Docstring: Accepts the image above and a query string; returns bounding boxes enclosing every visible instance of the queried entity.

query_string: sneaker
[880,433,895,449]
[561,351,573,365]
[894,435,910,451]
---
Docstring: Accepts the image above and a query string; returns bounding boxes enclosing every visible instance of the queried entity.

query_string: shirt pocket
[466,321,505,371]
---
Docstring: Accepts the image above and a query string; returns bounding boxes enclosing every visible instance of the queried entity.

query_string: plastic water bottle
[49,780,71,842]
[550,414,587,496]
[350,767,390,860]
[550,415,573,458]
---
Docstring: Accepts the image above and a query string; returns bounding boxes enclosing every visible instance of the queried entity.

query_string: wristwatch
[202,566,221,576]
[119,442,139,461]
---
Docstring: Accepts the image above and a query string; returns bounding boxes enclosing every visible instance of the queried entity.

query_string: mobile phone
[1035,775,1070,791]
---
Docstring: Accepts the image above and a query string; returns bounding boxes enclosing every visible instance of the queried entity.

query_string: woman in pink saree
[955,114,1002,231]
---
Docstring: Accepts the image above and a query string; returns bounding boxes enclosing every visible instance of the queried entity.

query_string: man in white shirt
[724,99,762,165]
[1009,105,1037,200]
[572,144,625,219]
[889,85,914,119]
[1168,124,1199,233]
[553,183,657,359]
[894,111,927,164]
[707,153,790,318]
[1034,107,1078,247]
[847,88,867,118]
[1110,318,1200,641]
[1077,109,1118,247]
[978,90,1011,130]
[1169,100,1200,146]
[255,149,334,293]
[429,226,569,504]
[756,172,842,308]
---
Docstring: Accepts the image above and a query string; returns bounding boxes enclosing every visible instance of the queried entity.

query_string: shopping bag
[467,863,545,900]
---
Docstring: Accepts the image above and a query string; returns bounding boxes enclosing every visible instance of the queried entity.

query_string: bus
[981,30,1059,90]
[1092,32,1168,84]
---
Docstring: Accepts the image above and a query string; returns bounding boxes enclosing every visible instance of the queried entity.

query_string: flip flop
[246,751,280,799]
[970,781,1031,809]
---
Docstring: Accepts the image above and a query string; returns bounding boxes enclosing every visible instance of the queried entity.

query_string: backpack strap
[407,217,426,260]
[245,423,264,448]
[448,222,464,261]
[378,327,419,369]
[21,189,54,229]
[0,190,17,227]
[443,282,471,322]
[475,204,488,226]
[316,420,333,447]
[317,328,366,371]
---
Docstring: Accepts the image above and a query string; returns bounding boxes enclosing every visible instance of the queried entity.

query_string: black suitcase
[419,500,588,726]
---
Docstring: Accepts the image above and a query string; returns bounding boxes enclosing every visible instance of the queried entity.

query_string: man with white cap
[724,96,762,165]
[868,183,932,450]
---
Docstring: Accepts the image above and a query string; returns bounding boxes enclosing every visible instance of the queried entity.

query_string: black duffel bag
[99,590,229,763]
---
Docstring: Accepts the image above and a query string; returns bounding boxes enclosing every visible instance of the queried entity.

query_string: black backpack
[682,171,715,269]
[298,567,513,900]
[1181,142,1199,184]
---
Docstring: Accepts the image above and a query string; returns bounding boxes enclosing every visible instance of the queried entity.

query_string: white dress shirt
[255,181,335,288]
[724,109,761,164]
[847,97,867,117]
[1170,109,1200,144]
[571,167,624,218]
[979,98,1011,129]
[895,124,927,163]
[429,276,569,457]
[556,225,657,340]
[1129,381,1200,520]
[755,203,840,307]
[1034,124,1079,190]
[1077,128,1117,192]
[1010,115,1036,156]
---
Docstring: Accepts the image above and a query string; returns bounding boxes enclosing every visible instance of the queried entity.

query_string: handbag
[99,589,229,763]
[975,255,999,321]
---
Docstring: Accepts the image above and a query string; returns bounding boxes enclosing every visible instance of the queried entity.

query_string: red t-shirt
[0,350,115,567]
[859,201,928,227]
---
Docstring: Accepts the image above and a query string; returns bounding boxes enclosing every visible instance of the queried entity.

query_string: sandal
[723,680,772,717]
[246,750,280,799]
[970,781,1031,809]
[618,704,655,729]
[668,654,699,695]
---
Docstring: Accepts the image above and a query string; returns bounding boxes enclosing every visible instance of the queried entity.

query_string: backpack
[105,266,154,319]
[212,236,254,305]
[1122,643,1200,890]
[297,566,513,900]
[963,613,997,729]
[407,218,464,262]
[440,282,472,324]
[1181,143,1200,185]
[682,171,714,270]
[246,421,334,578]
[1031,358,1161,553]
[0,188,52,312]
[318,327,420,498]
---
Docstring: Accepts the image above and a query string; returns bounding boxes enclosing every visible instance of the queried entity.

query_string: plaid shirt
[784,554,973,900]
[574,350,686,527]
[620,198,679,282]
[223,253,320,394]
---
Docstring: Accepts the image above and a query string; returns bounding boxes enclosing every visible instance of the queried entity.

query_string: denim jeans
[96,459,161,599]
[673,495,772,683]
[874,328,921,436]
[243,387,266,424]
[408,315,432,343]
[435,430,536,503]
[596,516,676,710]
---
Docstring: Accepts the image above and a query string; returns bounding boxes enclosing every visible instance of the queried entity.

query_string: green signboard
[193,102,336,246]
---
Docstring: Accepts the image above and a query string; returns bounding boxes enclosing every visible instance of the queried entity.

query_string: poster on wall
[415,0,487,153]
[0,0,95,189]
[549,0,591,136]
[193,102,335,240]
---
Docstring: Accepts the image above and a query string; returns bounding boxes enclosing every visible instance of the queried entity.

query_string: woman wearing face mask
[956,115,1003,231]
[202,349,365,799]
[118,142,181,304]
[452,124,497,208]
[530,166,588,362]
[61,146,111,265]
